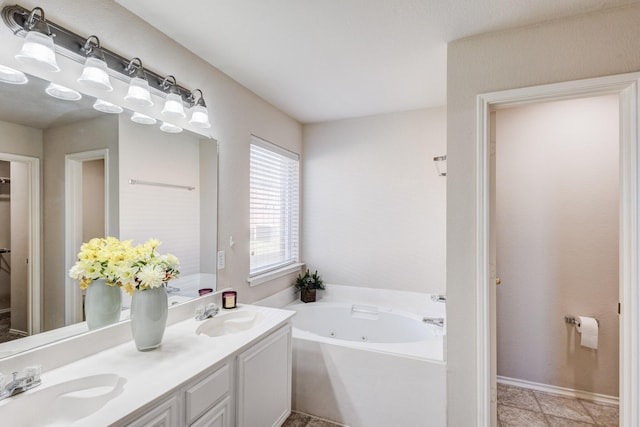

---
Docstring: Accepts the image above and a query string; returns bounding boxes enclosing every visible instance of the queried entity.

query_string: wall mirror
[0,70,218,359]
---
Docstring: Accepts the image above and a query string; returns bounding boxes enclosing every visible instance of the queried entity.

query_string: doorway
[65,149,109,325]
[476,73,640,427]
[0,153,40,340]
[494,95,620,422]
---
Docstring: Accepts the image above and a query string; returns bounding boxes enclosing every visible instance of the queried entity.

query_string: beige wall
[496,95,619,396]
[82,159,105,242]
[447,5,640,425]
[302,107,446,293]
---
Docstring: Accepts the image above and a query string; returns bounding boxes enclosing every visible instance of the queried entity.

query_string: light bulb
[125,76,153,107]
[93,99,123,114]
[78,56,112,91]
[45,82,81,101]
[161,93,186,118]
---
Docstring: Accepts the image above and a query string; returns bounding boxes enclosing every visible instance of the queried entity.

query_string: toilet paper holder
[565,315,599,327]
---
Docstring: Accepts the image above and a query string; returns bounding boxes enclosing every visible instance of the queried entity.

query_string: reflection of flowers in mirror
[68,237,180,295]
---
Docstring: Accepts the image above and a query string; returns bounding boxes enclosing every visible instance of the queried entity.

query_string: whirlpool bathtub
[285,285,446,427]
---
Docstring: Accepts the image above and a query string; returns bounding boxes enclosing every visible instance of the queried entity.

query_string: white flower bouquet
[69,237,180,294]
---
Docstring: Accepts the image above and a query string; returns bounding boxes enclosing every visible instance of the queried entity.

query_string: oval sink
[0,373,126,426]
[196,310,264,337]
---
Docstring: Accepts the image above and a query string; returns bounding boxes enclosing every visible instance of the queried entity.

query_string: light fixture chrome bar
[1,4,194,102]
[128,179,195,191]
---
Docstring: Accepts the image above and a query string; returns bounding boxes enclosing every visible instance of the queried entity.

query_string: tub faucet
[430,294,446,303]
[0,365,42,401]
[423,317,445,327]
[195,303,219,321]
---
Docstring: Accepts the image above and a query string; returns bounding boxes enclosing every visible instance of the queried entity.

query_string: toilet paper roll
[576,316,598,350]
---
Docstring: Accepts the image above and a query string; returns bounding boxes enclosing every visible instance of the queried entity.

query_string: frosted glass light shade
[160,122,182,133]
[189,104,211,128]
[15,31,59,72]
[0,65,28,84]
[161,93,186,118]
[78,57,112,91]
[125,77,153,107]
[45,82,81,101]
[131,112,156,125]
[93,99,123,114]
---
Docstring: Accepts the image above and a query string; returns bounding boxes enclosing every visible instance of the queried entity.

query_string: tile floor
[283,411,342,427]
[498,383,619,426]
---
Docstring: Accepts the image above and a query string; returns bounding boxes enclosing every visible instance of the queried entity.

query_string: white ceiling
[115,0,636,123]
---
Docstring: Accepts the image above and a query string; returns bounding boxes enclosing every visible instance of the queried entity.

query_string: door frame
[64,149,110,325]
[476,72,640,426]
[0,152,41,335]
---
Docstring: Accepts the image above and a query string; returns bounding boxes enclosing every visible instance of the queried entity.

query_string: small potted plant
[295,269,324,303]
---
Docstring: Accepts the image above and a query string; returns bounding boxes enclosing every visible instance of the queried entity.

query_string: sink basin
[0,373,126,426]
[196,310,264,337]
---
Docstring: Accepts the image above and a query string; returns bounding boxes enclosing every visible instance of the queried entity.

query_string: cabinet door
[236,325,292,427]
[125,395,180,427]
[185,362,232,425]
[191,396,232,427]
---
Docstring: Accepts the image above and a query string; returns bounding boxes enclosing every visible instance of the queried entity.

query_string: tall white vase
[130,286,168,351]
[84,279,122,330]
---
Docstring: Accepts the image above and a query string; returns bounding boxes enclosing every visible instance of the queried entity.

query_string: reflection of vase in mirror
[130,286,168,351]
[84,279,122,330]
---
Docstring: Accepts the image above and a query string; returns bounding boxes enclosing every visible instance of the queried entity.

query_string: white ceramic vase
[84,279,122,330]
[130,286,168,351]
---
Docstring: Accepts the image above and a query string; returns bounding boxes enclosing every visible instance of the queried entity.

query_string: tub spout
[423,317,444,327]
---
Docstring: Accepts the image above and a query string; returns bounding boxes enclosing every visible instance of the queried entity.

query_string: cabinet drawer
[126,395,180,427]
[185,363,231,425]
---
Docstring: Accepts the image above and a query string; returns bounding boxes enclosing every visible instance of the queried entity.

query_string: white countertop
[0,304,295,426]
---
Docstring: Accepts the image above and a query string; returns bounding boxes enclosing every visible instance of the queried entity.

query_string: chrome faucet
[0,365,42,400]
[195,303,219,321]
[423,317,445,327]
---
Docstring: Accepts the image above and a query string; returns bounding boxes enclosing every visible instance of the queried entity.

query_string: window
[249,135,299,278]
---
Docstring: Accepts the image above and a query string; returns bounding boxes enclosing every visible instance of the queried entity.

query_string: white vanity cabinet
[120,360,233,427]
[120,323,292,427]
[236,325,292,427]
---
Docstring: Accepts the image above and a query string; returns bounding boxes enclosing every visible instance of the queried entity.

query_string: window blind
[249,136,299,277]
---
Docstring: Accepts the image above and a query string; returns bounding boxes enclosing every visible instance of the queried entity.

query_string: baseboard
[9,328,28,337]
[497,376,619,406]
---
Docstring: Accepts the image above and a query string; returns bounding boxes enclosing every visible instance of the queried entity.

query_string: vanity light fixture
[124,57,153,107]
[3,4,213,130]
[14,7,59,72]
[187,89,211,129]
[160,75,186,119]
[93,99,123,114]
[160,121,183,134]
[131,112,157,125]
[45,82,81,101]
[0,64,28,84]
[77,36,113,91]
